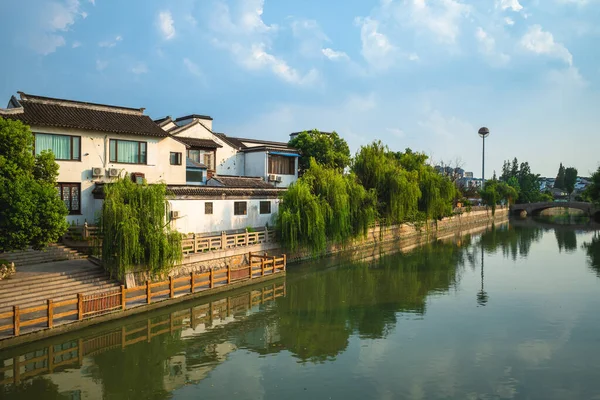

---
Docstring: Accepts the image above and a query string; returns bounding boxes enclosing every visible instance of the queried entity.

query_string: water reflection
[1,221,600,400]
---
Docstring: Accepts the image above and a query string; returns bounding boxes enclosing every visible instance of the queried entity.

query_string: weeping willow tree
[352,141,421,224]
[100,177,182,280]
[277,180,327,253]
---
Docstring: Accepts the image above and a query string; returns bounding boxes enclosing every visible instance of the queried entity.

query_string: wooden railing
[182,228,276,255]
[64,222,99,241]
[0,253,286,340]
[0,282,286,386]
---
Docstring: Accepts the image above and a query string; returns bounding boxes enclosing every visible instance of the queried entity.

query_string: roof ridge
[18,92,145,116]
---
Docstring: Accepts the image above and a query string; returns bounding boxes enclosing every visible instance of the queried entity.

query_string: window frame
[109,139,148,165]
[268,154,296,175]
[186,169,204,184]
[205,202,213,215]
[260,201,271,215]
[170,152,182,165]
[56,183,81,215]
[186,148,216,170]
[233,201,247,216]
[34,133,81,161]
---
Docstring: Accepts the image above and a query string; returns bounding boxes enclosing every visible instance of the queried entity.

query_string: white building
[1,92,294,235]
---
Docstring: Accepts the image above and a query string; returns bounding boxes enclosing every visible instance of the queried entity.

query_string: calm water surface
[1,220,600,400]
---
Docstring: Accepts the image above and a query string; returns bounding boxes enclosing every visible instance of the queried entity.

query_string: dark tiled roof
[186,158,207,169]
[241,146,299,154]
[1,92,167,138]
[167,185,284,198]
[229,136,291,148]
[214,132,247,149]
[175,114,213,122]
[208,175,276,189]
[154,116,172,125]
[175,136,222,149]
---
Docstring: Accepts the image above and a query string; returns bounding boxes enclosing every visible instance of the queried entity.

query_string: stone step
[0,266,106,287]
[0,278,120,305]
[0,281,121,312]
[0,271,113,298]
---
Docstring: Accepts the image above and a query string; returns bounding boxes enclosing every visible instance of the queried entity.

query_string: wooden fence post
[13,357,20,384]
[170,276,175,298]
[227,264,231,284]
[190,272,195,293]
[48,300,54,329]
[209,269,214,289]
[221,231,227,250]
[48,344,54,373]
[13,306,20,336]
[283,254,287,271]
[146,280,151,304]
[192,233,197,254]
[265,227,269,243]
[121,285,126,311]
[261,259,265,276]
[78,294,83,320]
[272,257,276,274]
[244,228,249,246]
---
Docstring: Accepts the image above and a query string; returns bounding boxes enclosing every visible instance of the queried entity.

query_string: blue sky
[1,0,599,177]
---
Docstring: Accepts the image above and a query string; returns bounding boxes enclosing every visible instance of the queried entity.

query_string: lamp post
[478,127,490,189]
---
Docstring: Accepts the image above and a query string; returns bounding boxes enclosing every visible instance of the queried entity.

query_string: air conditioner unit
[108,168,119,177]
[275,176,282,183]
[170,210,180,220]
[268,174,277,182]
[92,167,104,177]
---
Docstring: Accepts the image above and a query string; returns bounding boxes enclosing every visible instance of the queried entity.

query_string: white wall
[170,198,279,234]
[32,126,186,225]
[244,151,267,178]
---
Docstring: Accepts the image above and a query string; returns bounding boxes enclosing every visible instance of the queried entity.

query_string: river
[1,219,599,399]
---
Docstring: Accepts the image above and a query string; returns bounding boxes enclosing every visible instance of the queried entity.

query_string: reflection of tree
[91,328,184,400]
[479,224,544,260]
[555,229,578,253]
[0,377,65,400]
[583,233,600,277]
[276,242,464,363]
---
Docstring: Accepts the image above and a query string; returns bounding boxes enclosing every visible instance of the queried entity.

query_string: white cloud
[545,66,587,89]
[386,127,405,138]
[98,35,122,48]
[291,19,330,58]
[31,0,86,55]
[322,48,349,61]
[475,27,510,67]
[355,17,396,70]
[520,25,573,65]
[497,0,523,12]
[408,0,471,44]
[183,58,203,78]
[72,41,81,48]
[158,10,176,40]
[96,60,108,71]
[89,0,95,4]
[418,108,474,140]
[505,17,515,25]
[209,0,315,85]
[131,63,148,74]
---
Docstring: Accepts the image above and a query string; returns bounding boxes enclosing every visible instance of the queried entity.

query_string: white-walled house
[1,92,187,225]
[156,114,300,188]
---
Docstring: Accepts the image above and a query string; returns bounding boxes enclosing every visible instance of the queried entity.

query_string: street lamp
[478,127,490,189]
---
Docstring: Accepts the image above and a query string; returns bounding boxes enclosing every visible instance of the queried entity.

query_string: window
[109,139,147,164]
[268,155,296,175]
[234,201,247,216]
[170,152,182,165]
[56,183,81,214]
[34,133,80,161]
[260,201,271,214]
[186,170,204,183]
[205,202,213,215]
[187,149,215,170]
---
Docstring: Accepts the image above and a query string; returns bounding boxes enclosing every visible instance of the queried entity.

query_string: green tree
[555,163,566,190]
[100,177,182,279]
[0,117,68,252]
[564,167,578,200]
[288,130,351,174]
[583,166,600,204]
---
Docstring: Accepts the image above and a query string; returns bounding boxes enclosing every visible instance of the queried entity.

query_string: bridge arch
[511,201,598,217]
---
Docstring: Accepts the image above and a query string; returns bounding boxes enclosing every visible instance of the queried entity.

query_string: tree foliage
[288,129,351,174]
[564,167,578,199]
[555,163,566,190]
[480,179,518,215]
[499,157,543,203]
[583,166,600,205]
[100,177,182,280]
[0,117,68,252]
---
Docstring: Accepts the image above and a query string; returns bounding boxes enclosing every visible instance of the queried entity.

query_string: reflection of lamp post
[478,127,490,189]
[477,240,489,306]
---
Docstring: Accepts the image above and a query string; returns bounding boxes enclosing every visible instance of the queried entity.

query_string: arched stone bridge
[510,201,599,217]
